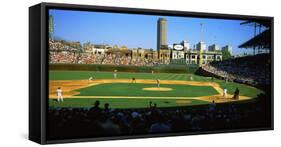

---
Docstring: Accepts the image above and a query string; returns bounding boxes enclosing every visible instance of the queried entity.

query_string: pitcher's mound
[176,100,192,105]
[142,87,173,91]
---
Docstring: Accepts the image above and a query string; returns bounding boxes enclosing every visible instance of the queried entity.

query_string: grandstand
[199,20,271,88]
[200,53,270,86]
[239,20,271,54]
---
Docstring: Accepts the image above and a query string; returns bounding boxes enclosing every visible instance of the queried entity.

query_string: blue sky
[49,9,258,55]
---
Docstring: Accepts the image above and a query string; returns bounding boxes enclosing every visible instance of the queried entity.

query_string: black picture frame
[29,2,274,144]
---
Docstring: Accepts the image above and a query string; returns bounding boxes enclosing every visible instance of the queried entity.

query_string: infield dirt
[49,79,251,103]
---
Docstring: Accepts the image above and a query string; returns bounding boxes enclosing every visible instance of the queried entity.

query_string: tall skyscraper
[208,44,220,51]
[157,18,167,51]
[222,45,233,55]
[196,41,207,51]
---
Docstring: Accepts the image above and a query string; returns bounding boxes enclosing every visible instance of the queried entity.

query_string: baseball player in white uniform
[114,70,117,79]
[57,87,63,102]
[88,76,93,84]
[223,88,228,98]
[190,76,193,81]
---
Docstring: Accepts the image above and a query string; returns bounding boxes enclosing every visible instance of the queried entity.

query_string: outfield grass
[76,83,219,97]
[49,98,210,109]
[49,71,200,81]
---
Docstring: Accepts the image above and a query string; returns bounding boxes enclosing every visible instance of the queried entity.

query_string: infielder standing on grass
[113,69,117,79]
[88,76,93,84]
[57,87,63,102]
[156,79,160,87]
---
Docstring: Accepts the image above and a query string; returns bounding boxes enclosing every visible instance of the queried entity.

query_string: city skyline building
[208,44,221,51]
[157,18,167,51]
[222,45,233,55]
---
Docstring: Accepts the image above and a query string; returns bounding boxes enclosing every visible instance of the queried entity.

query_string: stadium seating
[49,40,159,66]
[201,54,270,86]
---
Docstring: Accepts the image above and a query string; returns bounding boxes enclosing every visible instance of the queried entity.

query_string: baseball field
[48,70,264,109]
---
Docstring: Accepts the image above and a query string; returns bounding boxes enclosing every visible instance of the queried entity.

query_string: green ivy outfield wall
[49,64,199,74]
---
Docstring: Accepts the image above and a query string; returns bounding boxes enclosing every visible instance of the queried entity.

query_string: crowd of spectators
[49,51,78,64]
[202,54,270,86]
[48,93,268,139]
[131,58,156,66]
[49,40,158,66]
[77,53,104,64]
[102,54,131,65]
[49,40,79,51]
